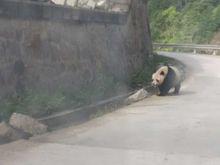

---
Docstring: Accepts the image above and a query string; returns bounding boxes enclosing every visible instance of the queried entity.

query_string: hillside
[148,0,220,44]
[211,31,220,44]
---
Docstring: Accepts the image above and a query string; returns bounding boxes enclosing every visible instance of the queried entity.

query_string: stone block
[125,89,149,104]
[9,113,48,135]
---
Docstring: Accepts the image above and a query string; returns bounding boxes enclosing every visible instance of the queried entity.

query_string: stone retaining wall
[0,0,152,100]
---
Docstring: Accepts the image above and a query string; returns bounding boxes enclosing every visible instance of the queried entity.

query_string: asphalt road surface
[1,52,220,165]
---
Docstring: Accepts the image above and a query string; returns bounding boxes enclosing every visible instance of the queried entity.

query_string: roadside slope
[1,52,220,164]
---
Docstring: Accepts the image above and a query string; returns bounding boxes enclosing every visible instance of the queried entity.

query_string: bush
[149,0,220,43]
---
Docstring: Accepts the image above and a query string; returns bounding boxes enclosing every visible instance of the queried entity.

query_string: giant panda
[151,65,183,96]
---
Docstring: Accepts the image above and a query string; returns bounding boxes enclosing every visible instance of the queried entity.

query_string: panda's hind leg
[174,84,181,95]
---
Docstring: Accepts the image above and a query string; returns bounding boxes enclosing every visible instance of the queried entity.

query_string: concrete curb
[38,92,134,130]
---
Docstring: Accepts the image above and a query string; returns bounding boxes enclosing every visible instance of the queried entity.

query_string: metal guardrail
[153,43,220,55]
[48,0,130,13]
[0,0,128,24]
[6,0,130,13]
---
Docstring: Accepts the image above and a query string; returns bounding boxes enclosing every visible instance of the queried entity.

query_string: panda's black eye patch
[160,71,165,75]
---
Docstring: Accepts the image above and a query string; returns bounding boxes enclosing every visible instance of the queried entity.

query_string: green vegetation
[148,0,220,43]
[0,55,176,121]
[130,55,177,88]
[0,72,125,121]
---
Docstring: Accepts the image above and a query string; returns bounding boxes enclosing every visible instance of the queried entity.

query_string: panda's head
[152,66,168,87]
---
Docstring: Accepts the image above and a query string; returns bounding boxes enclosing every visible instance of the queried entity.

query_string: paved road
[1,52,220,165]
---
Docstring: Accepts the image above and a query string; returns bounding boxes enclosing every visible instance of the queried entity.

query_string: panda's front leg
[158,86,170,96]
[174,84,181,95]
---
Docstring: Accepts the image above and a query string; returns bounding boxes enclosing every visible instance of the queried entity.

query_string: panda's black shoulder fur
[158,65,176,95]
[165,66,176,84]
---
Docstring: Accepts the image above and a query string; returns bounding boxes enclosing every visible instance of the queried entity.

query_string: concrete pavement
[1,52,220,165]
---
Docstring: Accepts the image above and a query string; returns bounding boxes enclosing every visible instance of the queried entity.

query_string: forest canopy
[148,0,220,43]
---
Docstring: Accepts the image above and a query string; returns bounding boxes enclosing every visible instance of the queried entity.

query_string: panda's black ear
[160,71,165,75]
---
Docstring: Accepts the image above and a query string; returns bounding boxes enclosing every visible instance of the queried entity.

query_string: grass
[129,54,177,89]
[0,54,177,121]
[0,72,126,121]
